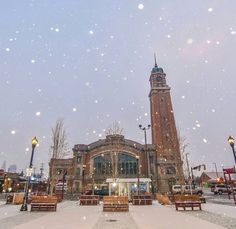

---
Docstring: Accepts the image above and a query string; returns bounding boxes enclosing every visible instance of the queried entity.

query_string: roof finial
[154,53,157,67]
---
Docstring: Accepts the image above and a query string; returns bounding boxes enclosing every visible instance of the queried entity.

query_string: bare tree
[105,121,124,136]
[177,129,189,181]
[50,119,69,159]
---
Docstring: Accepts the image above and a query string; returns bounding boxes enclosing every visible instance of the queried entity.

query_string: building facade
[49,134,156,198]
[49,60,184,194]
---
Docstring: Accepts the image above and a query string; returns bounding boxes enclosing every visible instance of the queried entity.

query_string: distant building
[200,172,224,183]
[8,164,17,173]
[200,171,236,185]
[1,160,6,171]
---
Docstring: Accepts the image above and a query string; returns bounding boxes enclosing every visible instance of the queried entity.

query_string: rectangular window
[77,157,82,164]
[76,167,81,175]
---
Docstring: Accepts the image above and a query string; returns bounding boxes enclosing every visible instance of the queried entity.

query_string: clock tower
[149,56,184,193]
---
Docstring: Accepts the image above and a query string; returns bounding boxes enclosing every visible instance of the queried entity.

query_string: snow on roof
[202,171,236,180]
[203,172,224,179]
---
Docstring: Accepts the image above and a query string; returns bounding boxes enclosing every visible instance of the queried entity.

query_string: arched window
[94,154,112,175]
[118,153,138,175]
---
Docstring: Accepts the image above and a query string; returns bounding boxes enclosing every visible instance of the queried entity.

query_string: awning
[106,178,151,183]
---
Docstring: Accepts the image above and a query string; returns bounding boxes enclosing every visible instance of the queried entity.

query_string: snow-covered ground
[1,200,235,229]
[203,203,236,219]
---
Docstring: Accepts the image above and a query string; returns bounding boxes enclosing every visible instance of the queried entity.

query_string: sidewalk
[0,201,228,229]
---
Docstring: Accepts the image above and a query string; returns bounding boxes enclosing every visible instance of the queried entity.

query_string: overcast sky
[1,0,236,176]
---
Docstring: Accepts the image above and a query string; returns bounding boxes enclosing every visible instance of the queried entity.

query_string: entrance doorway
[106,178,151,200]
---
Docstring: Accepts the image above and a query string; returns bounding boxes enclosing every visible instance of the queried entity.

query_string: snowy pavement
[0,201,235,229]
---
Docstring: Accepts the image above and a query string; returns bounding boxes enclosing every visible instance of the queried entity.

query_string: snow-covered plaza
[0,200,236,229]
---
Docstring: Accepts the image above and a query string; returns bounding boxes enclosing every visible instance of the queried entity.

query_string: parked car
[172,185,203,196]
[211,184,231,195]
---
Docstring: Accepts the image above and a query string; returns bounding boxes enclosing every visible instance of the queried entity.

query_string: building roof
[73,134,155,153]
[202,172,224,179]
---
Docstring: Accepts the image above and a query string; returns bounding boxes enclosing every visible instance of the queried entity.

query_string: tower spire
[154,53,157,67]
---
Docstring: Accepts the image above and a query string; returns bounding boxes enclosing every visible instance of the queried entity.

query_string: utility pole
[185,153,193,195]
[40,163,44,178]
[213,162,219,177]
[139,124,151,178]
[185,153,191,182]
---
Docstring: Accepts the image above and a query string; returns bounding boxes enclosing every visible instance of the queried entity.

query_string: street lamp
[92,167,95,195]
[82,165,86,194]
[185,153,191,182]
[61,170,67,200]
[228,136,236,164]
[139,124,151,178]
[20,136,38,211]
[136,155,140,195]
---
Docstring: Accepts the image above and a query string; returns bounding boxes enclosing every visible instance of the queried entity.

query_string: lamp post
[185,153,191,183]
[82,165,86,194]
[136,155,140,195]
[20,136,38,211]
[139,124,151,178]
[92,167,95,195]
[185,153,193,195]
[228,136,236,164]
[61,170,67,200]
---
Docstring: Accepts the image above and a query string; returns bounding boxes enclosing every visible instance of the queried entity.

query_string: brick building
[49,60,184,195]
[149,58,184,192]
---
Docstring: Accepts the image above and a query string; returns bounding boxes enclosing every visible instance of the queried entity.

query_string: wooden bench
[132,195,152,205]
[103,196,129,212]
[31,195,57,212]
[174,195,201,211]
[79,195,100,205]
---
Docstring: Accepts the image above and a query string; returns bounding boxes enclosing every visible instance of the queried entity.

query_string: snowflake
[138,4,144,10]
[211,109,216,113]
[25,148,29,152]
[203,138,207,143]
[208,8,213,12]
[5,48,10,52]
[55,28,60,32]
[89,30,94,35]
[144,113,148,116]
[31,59,36,64]
[187,38,193,44]
[72,108,77,112]
[11,130,16,135]
[35,112,41,116]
